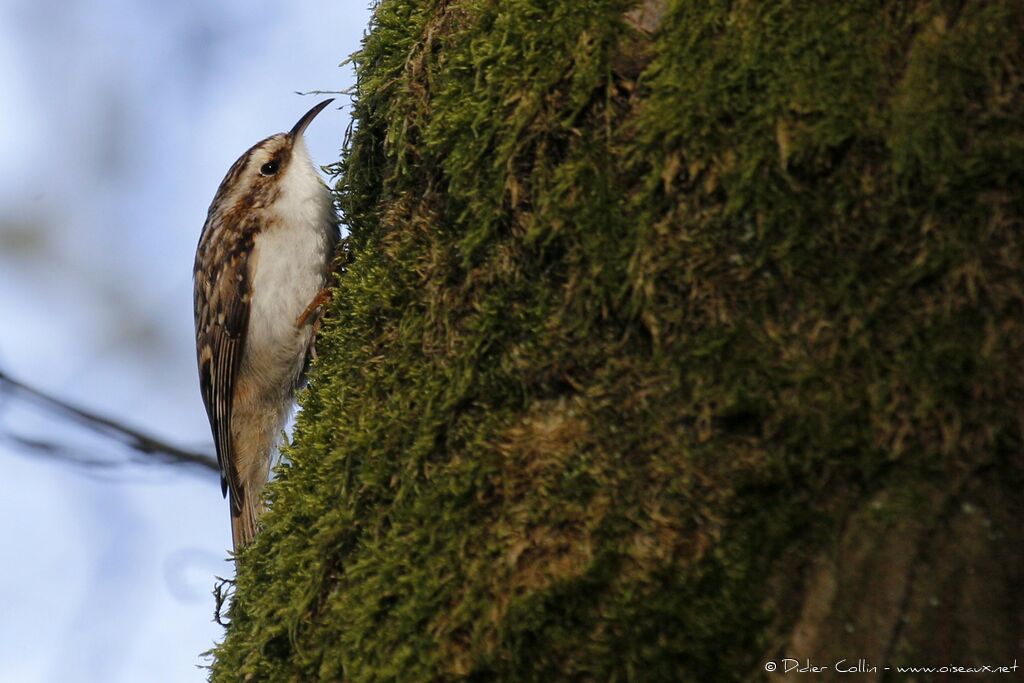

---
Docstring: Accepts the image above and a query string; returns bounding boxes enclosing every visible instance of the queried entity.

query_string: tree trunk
[211,1,1024,681]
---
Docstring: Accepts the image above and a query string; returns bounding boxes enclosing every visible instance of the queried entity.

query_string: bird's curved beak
[289,98,334,138]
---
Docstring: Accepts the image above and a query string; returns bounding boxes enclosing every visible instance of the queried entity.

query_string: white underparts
[243,137,333,412]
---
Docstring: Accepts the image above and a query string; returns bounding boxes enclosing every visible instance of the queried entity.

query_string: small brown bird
[194,99,338,552]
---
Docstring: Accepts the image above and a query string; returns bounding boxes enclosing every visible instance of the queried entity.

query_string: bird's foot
[307,315,324,361]
[295,288,332,328]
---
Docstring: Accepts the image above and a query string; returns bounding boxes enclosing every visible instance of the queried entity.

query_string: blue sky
[0,1,371,680]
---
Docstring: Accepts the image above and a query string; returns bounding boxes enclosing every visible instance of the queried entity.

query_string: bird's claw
[295,288,331,328]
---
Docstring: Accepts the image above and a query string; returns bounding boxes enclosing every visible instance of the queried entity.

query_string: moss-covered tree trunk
[211,1,1024,680]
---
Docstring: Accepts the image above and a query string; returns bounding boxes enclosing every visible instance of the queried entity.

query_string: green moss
[210,1,1024,680]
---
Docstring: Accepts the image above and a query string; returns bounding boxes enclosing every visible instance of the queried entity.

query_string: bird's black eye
[260,160,279,176]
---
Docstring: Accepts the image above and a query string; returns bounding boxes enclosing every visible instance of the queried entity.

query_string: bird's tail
[230,488,264,553]
[225,389,296,559]
[227,401,280,556]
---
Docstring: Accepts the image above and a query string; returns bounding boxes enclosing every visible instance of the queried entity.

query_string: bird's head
[208,98,334,218]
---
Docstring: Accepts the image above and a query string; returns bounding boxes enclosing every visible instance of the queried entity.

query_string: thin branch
[0,369,219,474]
[294,88,355,99]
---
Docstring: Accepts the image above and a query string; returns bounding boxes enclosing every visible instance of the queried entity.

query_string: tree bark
[211,2,1024,681]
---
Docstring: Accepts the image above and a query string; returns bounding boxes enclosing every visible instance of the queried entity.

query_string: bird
[193,99,338,553]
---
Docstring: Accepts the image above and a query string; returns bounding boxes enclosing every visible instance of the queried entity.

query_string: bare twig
[294,88,355,99]
[212,575,235,627]
[0,369,218,474]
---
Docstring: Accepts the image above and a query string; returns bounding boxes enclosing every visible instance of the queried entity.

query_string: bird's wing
[194,213,256,516]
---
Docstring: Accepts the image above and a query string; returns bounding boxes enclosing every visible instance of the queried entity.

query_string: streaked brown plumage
[194,99,337,553]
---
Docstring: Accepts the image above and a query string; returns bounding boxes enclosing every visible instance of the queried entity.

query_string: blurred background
[0,1,369,680]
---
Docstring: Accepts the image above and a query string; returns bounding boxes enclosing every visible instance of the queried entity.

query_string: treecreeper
[193,99,338,553]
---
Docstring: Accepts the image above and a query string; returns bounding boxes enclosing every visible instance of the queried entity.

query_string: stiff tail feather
[230,490,263,554]
[226,400,279,556]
